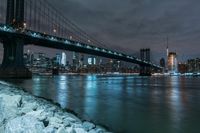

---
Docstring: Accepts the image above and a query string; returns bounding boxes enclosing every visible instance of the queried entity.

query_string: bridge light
[95,48,99,51]
[70,36,72,39]
[23,22,27,28]
[64,40,70,44]
[88,40,91,43]
[53,29,57,33]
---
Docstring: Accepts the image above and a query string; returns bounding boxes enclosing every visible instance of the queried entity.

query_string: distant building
[178,63,188,74]
[160,58,165,73]
[187,58,200,73]
[30,52,51,67]
[140,48,150,62]
[56,53,61,65]
[167,52,177,73]
[160,58,165,68]
[88,57,96,65]
[61,52,67,66]
[80,54,84,67]
[72,52,79,68]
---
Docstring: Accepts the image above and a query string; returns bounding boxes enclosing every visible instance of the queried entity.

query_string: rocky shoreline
[0,81,111,133]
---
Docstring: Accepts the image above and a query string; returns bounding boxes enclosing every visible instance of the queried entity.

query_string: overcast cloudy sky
[47,0,200,61]
[1,0,200,62]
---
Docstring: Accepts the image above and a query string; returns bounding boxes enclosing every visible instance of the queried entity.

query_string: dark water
[5,75,200,133]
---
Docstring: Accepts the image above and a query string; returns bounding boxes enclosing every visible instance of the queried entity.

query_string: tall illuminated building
[167,52,177,73]
[61,52,66,66]
[88,56,96,65]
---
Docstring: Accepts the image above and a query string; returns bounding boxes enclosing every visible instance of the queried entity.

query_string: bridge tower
[139,48,152,76]
[0,0,31,78]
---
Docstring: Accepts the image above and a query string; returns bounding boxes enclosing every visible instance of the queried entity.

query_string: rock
[0,83,109,133]
[48,117,64,128]
[56,127,67,133]
[43,125,57,133]
[83,121,95,131]
[66,127,76,133]
[26,109,47,121]
[26,109,54,121]
[0,126,4,133]
[72,123,83,128]
[0,98,4,124]
[74,128,87,133]
[63,119,70,127]
[95,126,107,133]
[0,94,22,107]
[5,115,45,133]
[0,94,22,122]
[88,129,96,133]
[64,117,80,124]
[49,117,63,124]
[20,101,38,113]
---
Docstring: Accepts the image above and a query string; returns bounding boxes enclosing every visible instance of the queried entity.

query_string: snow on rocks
[0,81,111,133]
[83,121,95,131]
[5,116,45,133]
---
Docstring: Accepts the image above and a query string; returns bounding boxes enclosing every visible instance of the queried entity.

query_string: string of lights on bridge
[0,0,161,69]
[0,24,162,69]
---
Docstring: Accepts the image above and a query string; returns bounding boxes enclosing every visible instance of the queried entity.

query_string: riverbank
[0,81,111,133]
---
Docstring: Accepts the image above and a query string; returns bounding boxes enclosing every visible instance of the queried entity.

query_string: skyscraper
[61,52,67,66]
[168,52,177,73]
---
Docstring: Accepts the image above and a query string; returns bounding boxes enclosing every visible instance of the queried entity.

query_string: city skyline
[1,0,200,63]
[47,0,200,61]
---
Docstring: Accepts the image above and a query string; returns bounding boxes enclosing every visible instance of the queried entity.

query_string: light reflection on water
[5,75,200,133]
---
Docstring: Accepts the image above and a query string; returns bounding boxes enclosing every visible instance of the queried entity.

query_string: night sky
[1,0,200,63]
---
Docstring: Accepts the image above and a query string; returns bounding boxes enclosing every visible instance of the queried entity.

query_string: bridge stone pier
[0,0,31,78]
[139,48,152,76]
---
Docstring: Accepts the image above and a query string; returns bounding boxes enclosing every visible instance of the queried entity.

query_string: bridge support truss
[0,0,31,78]
[0,37,31,78]
[139,48,152,76]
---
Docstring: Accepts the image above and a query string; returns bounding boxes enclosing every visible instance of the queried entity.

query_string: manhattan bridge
[0,0,161,78]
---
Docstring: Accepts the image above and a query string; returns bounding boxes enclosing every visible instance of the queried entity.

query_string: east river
[5,75,200,133]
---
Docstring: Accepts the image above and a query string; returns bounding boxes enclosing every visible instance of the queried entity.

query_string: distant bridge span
[0,0,161,78]
[0,24,161,68]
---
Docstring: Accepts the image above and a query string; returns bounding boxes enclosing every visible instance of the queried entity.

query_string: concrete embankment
[0,81,111,133]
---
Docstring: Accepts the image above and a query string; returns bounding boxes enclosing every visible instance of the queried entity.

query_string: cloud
[1,0,200,62]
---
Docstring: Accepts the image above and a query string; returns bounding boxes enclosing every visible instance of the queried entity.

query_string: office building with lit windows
[167,52,177,73]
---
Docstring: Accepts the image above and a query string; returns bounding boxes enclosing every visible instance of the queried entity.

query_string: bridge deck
[0,24,161,69]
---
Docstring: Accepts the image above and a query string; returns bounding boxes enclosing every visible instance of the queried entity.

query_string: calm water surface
[6,75,200,133]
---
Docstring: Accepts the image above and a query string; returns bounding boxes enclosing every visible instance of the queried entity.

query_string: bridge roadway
[0,24,161,69]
